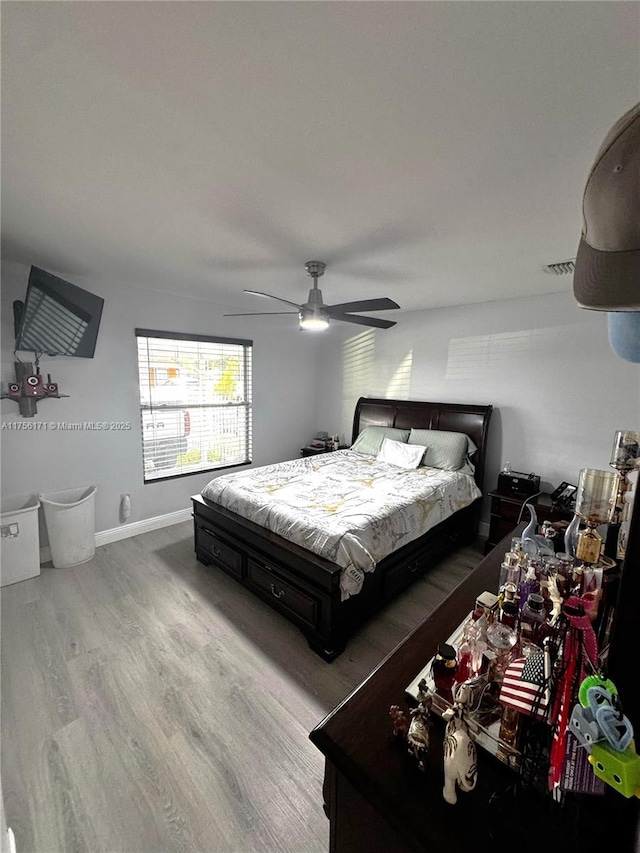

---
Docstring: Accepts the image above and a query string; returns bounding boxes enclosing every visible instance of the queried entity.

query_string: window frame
[135,328,253,483]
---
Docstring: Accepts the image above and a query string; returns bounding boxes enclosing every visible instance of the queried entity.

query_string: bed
[191,397,493,660]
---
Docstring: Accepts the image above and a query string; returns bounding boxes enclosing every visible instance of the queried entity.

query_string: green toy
[578,674,617,708]
[588,741,640,799]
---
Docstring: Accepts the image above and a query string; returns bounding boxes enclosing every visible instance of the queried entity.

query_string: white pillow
[376,438,426,469]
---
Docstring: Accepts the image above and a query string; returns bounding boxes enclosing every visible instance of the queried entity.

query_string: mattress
[201,449,481,600]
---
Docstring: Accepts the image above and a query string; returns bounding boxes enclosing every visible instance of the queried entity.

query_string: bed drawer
[196,524,244,580]
[247,558,318,630]
[383,556,424,599]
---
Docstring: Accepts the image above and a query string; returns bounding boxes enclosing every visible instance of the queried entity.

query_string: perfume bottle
[486,621,518,682]
[553,553,574,599]
[432,643,458,704]
[499,552,521,593]
[498,705,521,752]
[455,640,473,684]
[520,593,547,647]
[576,528,604,564]
[517,563,540,612]
[499,599,519,631]
[460,616,488,676]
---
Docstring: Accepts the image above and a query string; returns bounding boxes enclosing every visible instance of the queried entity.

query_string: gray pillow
[408,428,472,470]
[351,426,410,456]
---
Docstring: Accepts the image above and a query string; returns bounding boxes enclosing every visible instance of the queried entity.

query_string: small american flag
[499,652,550,720]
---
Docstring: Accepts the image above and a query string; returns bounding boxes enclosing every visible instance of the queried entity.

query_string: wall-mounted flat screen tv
[14,266,104,358]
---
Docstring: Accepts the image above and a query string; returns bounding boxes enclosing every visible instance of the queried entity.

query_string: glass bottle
[576,527,603,564]
[499,599,519,631]
[455,639,473,684]
[517,563,540,612]
[471,592,497,630]
[554,553,574,599]
[498,705,521,753]
[499,550,521,593]
[462,617,488,676]
[544,556,562,577]
[486,621,518,682]
[500,581,518,611]
[432,643,458,704]
[520,593,547,647]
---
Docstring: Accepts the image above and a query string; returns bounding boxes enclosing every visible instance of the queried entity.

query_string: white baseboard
[95,507,192,546]
[38,509,488,565]
[39,507,192,564]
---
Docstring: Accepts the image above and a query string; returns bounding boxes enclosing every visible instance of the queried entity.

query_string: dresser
[309,513,640,853]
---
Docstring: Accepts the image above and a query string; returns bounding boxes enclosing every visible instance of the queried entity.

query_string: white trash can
[1,495,41,586]
[40,486,97,568]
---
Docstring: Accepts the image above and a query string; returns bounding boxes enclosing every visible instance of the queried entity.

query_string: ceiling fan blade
[244,289,302,308]
[331,313,397,329]
[326,298,400,315]
[223,311,299,316]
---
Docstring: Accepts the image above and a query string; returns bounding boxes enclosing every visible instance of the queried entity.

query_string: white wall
[1,262,320,537]
[316,290,640,524]
[4,261,638,542]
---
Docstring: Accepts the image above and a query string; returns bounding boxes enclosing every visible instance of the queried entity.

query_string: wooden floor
[1,521,484,853]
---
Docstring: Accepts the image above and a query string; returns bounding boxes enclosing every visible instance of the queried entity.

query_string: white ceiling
[2,1,639,318]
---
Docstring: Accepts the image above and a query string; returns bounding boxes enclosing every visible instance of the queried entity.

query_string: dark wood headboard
[352,397,493,489]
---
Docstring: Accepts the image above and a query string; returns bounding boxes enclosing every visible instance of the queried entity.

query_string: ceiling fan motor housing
[305,287,324,307]
[302,261,328,323]
[304,261,326,279]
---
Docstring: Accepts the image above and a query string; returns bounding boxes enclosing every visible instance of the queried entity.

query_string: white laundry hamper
[40,486,97,568]
[0,495,41,586]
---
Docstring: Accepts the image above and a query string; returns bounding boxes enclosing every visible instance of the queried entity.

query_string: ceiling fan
[224,261,400,331]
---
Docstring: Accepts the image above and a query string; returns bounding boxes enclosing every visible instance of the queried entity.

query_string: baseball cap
[573,101,640,311]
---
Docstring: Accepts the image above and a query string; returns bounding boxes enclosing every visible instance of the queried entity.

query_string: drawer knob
[270,582,285,599]
[211,545,221,558]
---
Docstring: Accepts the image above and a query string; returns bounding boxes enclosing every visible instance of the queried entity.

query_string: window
[135,329,252,482]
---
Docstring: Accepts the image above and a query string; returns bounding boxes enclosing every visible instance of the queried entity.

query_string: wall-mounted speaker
[23,375,43,397]
[43,383,59,396]
[7,382,21,398]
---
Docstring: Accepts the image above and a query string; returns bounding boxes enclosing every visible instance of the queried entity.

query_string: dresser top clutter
[310,487,640,853]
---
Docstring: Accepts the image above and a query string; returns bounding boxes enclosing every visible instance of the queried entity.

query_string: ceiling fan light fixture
[299,306,329,331]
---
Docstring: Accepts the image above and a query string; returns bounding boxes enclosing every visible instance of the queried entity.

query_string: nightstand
[301,445,347,457]
[301,446,331,457]
[485,489,574,554]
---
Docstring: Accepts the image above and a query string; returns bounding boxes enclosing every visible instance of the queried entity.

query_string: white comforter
[201,449,481,600]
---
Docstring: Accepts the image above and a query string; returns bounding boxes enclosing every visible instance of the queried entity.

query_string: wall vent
[543,259,576,275]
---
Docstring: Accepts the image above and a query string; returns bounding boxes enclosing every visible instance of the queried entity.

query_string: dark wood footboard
[192,494,480,660]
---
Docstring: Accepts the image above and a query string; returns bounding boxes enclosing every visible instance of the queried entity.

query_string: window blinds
[135,330,252,482]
